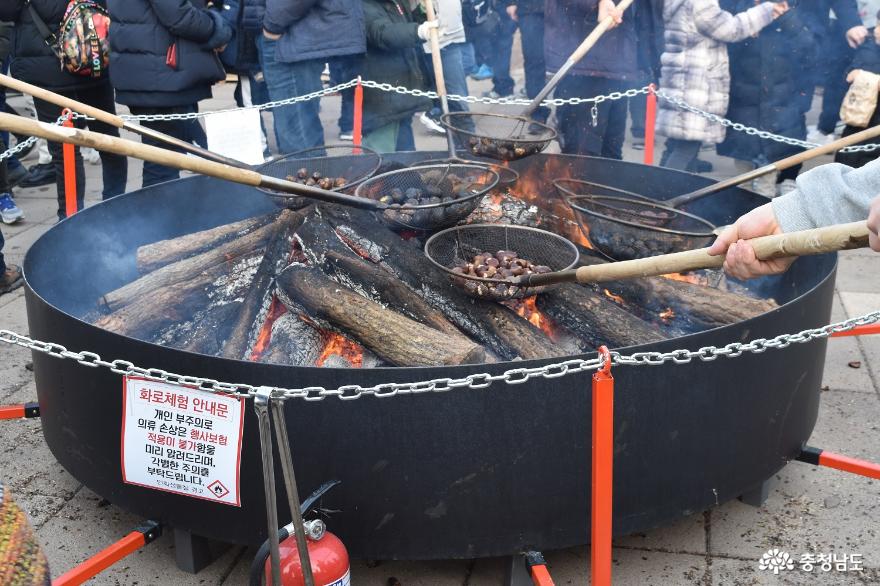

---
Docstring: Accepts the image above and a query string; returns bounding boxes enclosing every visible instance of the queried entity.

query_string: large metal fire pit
[23,154,835,560]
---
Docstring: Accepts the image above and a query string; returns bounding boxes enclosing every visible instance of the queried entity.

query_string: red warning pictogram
[207,480,230,499]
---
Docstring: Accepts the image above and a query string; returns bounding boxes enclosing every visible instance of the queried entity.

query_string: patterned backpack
[27,0,111,79]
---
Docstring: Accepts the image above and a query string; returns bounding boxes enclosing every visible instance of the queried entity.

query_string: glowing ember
[660,272,707,285]
[508,295,555,338]
[603,289,626,305]
[659,308,675,323]
[490,192,504,206]
[248,296,288,361]
[316,333,365,368]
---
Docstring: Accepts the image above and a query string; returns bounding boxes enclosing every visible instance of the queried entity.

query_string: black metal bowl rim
[439,112,559,144]
[423,223,580,286]
[567,195,718,237]
[553,178,652,202]
[355,163,500,210]
[415,156,520,186]
[255,143,382,193]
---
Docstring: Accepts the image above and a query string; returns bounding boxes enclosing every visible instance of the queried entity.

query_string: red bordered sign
[121,377,245,506]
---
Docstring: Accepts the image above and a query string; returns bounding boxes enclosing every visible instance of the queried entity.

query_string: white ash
[207,253,262,306]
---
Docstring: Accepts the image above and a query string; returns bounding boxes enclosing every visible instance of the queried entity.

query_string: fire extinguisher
[250,481,350,586]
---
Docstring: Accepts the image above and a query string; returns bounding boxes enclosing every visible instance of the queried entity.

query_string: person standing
[503,0,549,124]
[261,0,366,154]
[0,0,128,220]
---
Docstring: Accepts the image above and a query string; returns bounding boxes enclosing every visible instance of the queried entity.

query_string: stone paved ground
[1,46,879,586]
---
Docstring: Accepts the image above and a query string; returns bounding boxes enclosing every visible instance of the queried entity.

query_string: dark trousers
[819,28,855,135]
[835,117,880,168]
[127,104,205,188]
[662,138,701,171]
[33,82,128,220]
[519,12,549,122]
[491,10,516,95]
[556,76,628,158]
[330,55,359,134]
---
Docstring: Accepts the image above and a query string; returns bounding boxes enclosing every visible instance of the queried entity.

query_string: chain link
[2,310,878,402]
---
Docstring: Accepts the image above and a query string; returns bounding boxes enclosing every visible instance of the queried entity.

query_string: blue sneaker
[469,64,494,81]
[0,193,24,224]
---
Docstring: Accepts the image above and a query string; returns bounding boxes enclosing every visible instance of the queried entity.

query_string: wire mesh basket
[567,195,716,261]
[440,112,557,162]
[555,178,674,227]
[257,145,382,208]
[424,224,579,300]
[414,155,519,190]
[355,164,499,232]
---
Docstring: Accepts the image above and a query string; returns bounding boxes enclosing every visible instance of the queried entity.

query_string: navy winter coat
[106,0,232,108]
[0,0,110,90]
[220,0,261,73]
[263,0,366,63]
[717,4,818,163]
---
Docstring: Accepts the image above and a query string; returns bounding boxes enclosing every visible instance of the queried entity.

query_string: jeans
[330,55,360,134]
[33,83,128,220]
[425,43,470,114]
[490,10,517,95]
[518,12,549,122]
[259,37,325,154]
[556,76,628,159]
[461,42,477,74]
[127,104,204,188]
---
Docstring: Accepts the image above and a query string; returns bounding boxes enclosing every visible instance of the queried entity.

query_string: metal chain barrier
[2,310,878,401]
[0,114,69,162]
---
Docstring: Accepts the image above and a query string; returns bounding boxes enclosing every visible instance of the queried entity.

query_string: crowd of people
[0,0,880,296]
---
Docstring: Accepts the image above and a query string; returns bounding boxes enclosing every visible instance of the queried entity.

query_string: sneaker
[516,87,528,98]
[482,90,514,100]
[419,111,445,135]
[0,193,24,224]
[18,163,55,188]
[777,179,798,197]
[82,147,101,165]
[7,164,28,187]
[338,132,354,142]
[0,264,23,295]
[687,158,714,174]
[806,126,834,146]
[469,64,493,81]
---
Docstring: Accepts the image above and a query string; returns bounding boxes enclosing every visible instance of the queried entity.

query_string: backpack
[27,0,111,79]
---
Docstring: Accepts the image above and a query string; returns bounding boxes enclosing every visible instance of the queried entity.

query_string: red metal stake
[592,346,614,586]
[61,108,77,217]
[830,324,880,337]
[643,84,656,166]
[0,402,40,419]
[797,446,880,480]
[353,76,364,153]
[52,521,161,586]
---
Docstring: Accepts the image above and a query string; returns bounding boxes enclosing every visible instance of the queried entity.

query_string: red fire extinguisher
[251,481,350,586]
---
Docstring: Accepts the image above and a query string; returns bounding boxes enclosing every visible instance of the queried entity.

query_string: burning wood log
[255,312,324,367]
[325,210,560,361]
[136,213,276,273]
[276,266,487,367]
[220,208,309,359]
[102,212,290,312]
[322,251,464,339]
[536,284,668,349]
[577,255,778,329]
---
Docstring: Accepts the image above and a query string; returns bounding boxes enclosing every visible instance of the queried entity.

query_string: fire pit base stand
[173,528,232,574]
[739,477,777,508]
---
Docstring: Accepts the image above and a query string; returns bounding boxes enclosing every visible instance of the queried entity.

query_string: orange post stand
[643,84,656,166]
[0,402,40,419]
[523,551,555,586]
[61,108,77,217]
[591,346,614,586]
[796,446,880,480]
[353,77,364,151]
[52,521,161,586]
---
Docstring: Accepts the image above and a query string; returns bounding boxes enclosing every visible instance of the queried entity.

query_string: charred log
[256,312,324,367]
[221,208,309,359]
[136,213,276,273]
[536,284,668,349]
[276,265,487,367]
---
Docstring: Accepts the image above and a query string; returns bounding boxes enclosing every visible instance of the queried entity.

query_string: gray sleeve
[693,0,775,43]
[771,159,880,231]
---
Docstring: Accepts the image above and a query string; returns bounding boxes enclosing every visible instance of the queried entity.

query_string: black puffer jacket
[106,0,232,107]
[0,0,109,90]
[717,4,817,163]
[0,22,12,63]
[361,0,431,133]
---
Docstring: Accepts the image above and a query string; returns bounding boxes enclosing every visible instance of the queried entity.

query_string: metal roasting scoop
[426,222,872,298]
[440,0,635,162]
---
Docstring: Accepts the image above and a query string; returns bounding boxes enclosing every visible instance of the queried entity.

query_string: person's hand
[707,203,796,279]
[263,29,282,40]
[598,0,623,29]
[847,69,865,83]
[847,25,869,48]
[506,5,518,21]
[867,195,880,251]
[214,44,227,53]
[417,20,440,41]
[771,1,789,19]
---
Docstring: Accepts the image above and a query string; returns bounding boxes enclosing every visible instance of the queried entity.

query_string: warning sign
[121,377,245,506]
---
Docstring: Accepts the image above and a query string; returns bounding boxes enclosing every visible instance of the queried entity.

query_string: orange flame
[603,289,626,305]
[660,272,707,285]
[316,333,365,368]
[248,296,288,361]
[510,295,555,338]
[659,308,675,323]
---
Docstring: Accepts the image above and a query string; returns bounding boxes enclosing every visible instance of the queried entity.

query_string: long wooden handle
[423,0,458,158]
[0,112,380,209]
[523,0,635,116]
[666,123,880,208]
[572,221,869,283]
